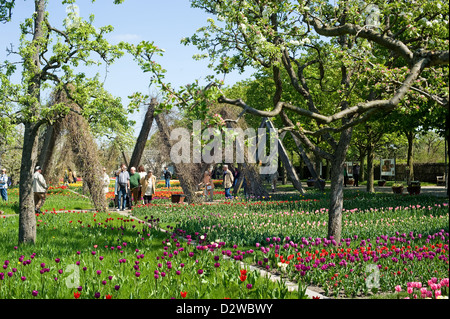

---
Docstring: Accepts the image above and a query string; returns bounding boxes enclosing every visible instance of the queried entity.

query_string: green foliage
[0,0,134,140]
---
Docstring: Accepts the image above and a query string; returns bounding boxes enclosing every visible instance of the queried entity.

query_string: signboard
[381,159,395,177]
[345,162,353,178]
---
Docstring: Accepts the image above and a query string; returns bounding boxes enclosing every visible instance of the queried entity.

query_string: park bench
[436,175,445,186]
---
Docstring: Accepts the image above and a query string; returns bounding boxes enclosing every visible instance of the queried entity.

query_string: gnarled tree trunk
[129,98,156,169]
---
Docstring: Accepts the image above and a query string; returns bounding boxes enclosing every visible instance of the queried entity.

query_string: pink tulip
[441,278,449,287]
[420,288,427,295]
[407,287,413,294]
[435,290,442,298]
[395,285,402,292]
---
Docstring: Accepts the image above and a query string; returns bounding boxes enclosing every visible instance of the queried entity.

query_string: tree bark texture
[154,112,204,204]
[366,142,375,193]
[18,0,46,245]
[129,98,156,170]
[406,131,415,183]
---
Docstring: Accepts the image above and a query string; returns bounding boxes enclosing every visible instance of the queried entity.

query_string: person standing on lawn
[271,170,279,192]
[102,167,110,197]
[141,170,157,205]
[117,164,130,211]
[343,163,348,187]
[352,163,360,187]
[129,167,141,207]
[138,165,147,204]
[163,167,172,188]
[0,168,8,201]
[199,170,214,202]
[223,165,234,199]
[32,166,48,213]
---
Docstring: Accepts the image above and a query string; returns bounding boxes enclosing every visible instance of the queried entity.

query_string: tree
[0,0,131,244]
[121,1,448,241]
[0,0,14,23]
[178,0,449,242]
[129,97,157,170]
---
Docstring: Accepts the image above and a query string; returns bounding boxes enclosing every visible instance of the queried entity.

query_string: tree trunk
[129,98,156,169]
[406,131,414,183]
[359,152,366,182]
[37,125,55,174]
[18,0,46,245]
[327,129,352,243]
[264,118,304,194]
[281,162,287,185]
[366,142,375,193]
[289,132,324,191]
[154,112,204,204]
[18,123,40,244]
[65,107,108,212]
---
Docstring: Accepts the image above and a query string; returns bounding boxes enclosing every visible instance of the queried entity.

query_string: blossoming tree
[0,0,131,244]
[182,0,449,242]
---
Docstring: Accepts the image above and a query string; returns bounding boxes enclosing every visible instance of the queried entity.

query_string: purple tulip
[95,292,100,299]
[198,269,203,275]
[32,290,38,297]
[115,285,120,291]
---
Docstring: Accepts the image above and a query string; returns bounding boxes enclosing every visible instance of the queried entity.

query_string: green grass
[0,186,94,215]
[0,211,303,299]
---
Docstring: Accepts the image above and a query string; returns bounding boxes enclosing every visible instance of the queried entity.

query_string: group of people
[343,163,360,187]
[198,165,251,201]
[63,169,77,185]
[109,164,172,211]
[199,165,234,201]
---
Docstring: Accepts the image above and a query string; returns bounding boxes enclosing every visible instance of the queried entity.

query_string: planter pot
[378,181,386,187]
[392,186,404,194]
[307,181,315,187]
[407,186,421,195]
[346,180,354,186]
[171,194,185,203]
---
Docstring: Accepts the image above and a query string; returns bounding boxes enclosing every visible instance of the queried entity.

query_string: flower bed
[130,193,449,298]
[0,211,302,299]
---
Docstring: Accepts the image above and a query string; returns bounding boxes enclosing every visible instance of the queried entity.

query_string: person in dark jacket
[163,167,172,188]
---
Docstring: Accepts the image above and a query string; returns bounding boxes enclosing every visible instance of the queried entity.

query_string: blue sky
[0,0,255,135]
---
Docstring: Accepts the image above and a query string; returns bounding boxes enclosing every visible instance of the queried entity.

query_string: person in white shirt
[0,168,8,201]
[140,170,157,205]
[102,168,110,197]
[32,166,48,213]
